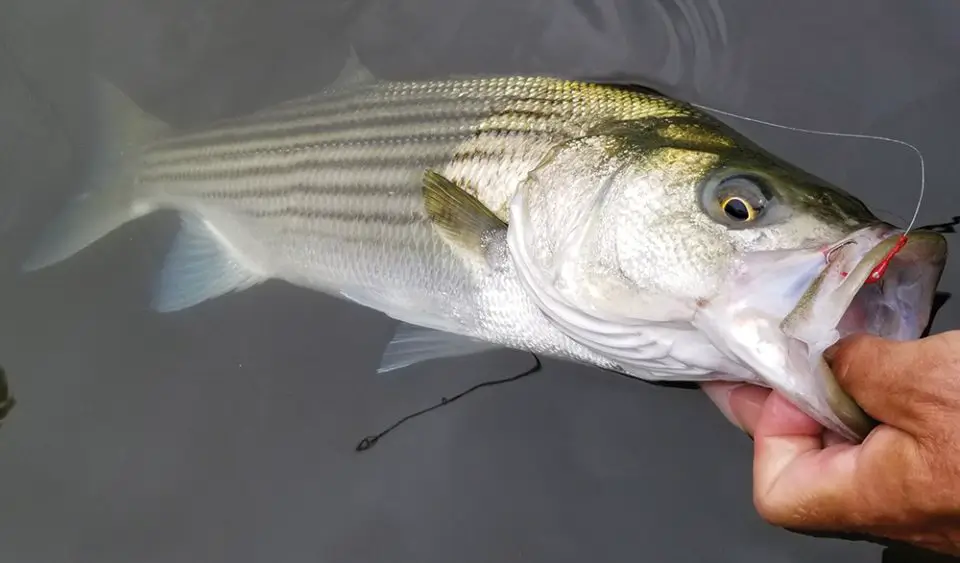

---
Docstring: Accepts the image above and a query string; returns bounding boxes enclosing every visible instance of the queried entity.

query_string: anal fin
[378,322,502,374]
[152,214,264,312]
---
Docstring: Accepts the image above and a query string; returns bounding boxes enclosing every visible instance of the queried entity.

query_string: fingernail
[702,383,769,438]
[728,387,770,436]
[702,384,740,428]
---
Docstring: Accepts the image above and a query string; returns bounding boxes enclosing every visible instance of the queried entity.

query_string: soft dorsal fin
[421,169,507,262]
[587,80,670,99]
[331,44,376,89]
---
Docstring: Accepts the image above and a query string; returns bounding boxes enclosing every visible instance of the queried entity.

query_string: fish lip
[782,224,948,441]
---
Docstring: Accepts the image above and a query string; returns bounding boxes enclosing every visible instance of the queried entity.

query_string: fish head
[687,167,947,441]
[507,111,947,442]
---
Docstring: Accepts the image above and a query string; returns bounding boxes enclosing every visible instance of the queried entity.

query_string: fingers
[750,391,924,531]
[742,332,960,542]
[701,382,771,434]
[827,333,959,434]
[751,391,861,527]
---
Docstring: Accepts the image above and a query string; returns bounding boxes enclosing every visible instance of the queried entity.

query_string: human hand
[702,331,960,556]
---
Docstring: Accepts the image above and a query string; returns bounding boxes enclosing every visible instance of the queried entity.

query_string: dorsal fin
[581,74,672,99]
[331,44,376,89]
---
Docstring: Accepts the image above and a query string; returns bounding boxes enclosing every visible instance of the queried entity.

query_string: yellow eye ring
[720,196,757,222]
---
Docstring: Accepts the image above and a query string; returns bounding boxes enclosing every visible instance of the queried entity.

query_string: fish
[22,52,947,442]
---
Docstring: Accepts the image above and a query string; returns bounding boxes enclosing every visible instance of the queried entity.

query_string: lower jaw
[694,225,947,443]
[782,227,948,441]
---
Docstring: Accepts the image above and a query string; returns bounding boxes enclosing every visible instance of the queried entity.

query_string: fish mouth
[693,224,947,443]
[780,225,948,440]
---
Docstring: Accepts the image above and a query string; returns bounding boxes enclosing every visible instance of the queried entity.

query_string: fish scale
[120,75,678,363]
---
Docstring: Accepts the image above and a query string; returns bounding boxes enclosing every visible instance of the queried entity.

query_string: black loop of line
[355,354,543,452]
[917,216,960,234]
[0,364,14,423]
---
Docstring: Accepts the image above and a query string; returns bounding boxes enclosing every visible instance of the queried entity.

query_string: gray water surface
[1,1,959,562]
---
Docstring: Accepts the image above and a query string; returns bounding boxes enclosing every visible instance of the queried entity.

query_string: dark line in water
[355,354,543,452]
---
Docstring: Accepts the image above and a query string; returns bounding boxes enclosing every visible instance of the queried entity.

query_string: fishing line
[691,101,927,282]
[690,102,926,235]
[355,354,542,452]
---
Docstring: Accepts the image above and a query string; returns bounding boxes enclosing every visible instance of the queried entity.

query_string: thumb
[827,333,942,433]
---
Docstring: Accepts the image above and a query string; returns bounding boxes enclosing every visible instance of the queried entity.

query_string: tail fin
[22,78,170,272]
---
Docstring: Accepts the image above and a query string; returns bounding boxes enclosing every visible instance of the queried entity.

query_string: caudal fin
[22,78,170,272]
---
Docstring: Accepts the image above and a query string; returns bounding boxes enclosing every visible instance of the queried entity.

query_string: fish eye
[701,173,770,227]
[721,196,756,222]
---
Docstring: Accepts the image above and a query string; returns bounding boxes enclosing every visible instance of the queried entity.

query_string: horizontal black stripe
[157,107,493,153]
[242,206,424,226]
[142,126,561,170]
[246,87,574,127]
[199,182,421,201]
[140,153,451,183]
[152,87,576,151]
[143,132,476,167]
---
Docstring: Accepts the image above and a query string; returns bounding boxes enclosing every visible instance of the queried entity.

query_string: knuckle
[904,436,960,516]
[902,462,940,513]
[832,334,880,377]
[753,489,798,528]
[939,354,960,392]
[828,344,857,385]
[910,337,960,406]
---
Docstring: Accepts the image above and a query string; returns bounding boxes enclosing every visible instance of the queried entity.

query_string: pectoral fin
[422,169,507,264]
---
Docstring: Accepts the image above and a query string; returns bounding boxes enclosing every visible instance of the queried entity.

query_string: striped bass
[23,54,947,442]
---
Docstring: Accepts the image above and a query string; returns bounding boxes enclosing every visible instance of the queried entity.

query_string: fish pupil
[723,198,751,221]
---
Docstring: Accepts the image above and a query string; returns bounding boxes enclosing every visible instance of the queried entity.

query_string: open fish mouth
[695,224,948,442]
[780,225,948,440]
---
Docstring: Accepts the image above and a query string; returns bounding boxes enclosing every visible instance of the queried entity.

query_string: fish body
[24,59,947,442]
